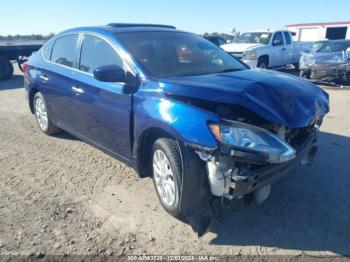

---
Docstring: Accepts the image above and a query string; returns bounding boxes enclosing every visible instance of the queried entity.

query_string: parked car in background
[203,35,226,47]
[300,40,350,84]
[221,30,312,69]
[24,24,329,235]
[309,40,329,53]
[0,41,43,80]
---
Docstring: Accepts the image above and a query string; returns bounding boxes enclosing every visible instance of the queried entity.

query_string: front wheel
[33,92,60,135]
[152,138,182,217]
[257,57,268,69]
[293,63,300,71]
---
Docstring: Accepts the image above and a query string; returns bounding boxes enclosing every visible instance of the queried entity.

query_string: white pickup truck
[221,30,312,69]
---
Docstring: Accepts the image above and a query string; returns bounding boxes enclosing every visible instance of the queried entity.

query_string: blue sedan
[24,23,329,235]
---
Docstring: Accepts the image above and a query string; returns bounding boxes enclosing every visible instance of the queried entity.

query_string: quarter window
[79,35,123,74]
[42,38,54,60]
[51,35,79,67]
[283,32,292,45]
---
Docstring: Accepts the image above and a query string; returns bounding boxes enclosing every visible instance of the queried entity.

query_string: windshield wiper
[216,68,243,74]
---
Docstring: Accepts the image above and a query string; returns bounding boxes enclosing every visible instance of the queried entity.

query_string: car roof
[61,23,182,35]
[204,35,224,39]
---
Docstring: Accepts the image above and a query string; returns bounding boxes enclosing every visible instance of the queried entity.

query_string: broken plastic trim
[208,120,296,164]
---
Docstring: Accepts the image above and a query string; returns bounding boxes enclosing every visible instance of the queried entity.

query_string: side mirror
[93,64,125,83]
[272,39,282,46]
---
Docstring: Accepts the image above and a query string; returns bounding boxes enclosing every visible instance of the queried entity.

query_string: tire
[152,138,183,217]
[293,63,300,71]
[0,57,14,81]
[257,57,268,69]
[17,56,28,72]
[33,92,60,135]
[300,69,310,79]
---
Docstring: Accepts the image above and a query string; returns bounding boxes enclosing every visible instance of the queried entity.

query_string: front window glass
[272,32,284,46]
[79,35,123,73]
[51,35,78,67]
[117,32,247,78]
[234,32,272,44]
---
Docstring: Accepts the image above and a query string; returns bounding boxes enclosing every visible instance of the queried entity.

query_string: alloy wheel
[153,149,176,207]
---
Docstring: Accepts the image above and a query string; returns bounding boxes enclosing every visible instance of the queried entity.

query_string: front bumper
[242,59,258,68]
[229,131,317,198]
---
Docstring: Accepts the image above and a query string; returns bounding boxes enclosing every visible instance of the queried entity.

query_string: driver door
[270,32,286,67]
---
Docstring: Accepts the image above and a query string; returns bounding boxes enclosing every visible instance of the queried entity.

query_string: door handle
[40,75,49,82]
[72,86,84,94]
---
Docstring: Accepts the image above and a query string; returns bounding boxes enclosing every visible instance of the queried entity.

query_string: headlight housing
[209,121,296,163]
[243,50,257,60]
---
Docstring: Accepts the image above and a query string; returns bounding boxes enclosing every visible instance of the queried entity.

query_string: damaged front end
[193,104,322,206]
[300,50,350,85]
[159,68,329,235]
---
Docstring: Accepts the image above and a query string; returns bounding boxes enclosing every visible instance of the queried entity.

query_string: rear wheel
[33,92,60,135]
[0,57,14,81]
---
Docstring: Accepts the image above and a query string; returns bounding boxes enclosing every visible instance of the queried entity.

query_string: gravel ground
[0,65,349,258]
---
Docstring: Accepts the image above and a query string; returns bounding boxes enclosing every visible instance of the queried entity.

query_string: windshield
[116,32,247,78]
[317,41,350,53]
[234,32,272,44]
[310,41,327,52]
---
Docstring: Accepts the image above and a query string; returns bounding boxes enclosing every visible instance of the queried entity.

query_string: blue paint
[24,25,329,170]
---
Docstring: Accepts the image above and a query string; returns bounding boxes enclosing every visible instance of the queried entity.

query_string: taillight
[22,63,29,75]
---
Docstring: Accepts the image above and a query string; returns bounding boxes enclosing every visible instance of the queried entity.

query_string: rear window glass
[51,35,79,68]
[42,38,54,60]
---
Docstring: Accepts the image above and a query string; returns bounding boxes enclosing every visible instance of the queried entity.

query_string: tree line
[0,33,55,41]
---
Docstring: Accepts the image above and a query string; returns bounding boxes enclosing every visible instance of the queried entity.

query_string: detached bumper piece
[229,131,317,198]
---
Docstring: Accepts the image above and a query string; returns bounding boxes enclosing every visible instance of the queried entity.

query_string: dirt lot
[0,65,350,258]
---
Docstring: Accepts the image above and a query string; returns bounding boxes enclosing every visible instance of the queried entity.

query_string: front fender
[134,95,219,149]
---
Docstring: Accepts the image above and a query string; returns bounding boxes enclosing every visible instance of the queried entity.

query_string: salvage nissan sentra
[24,24,329,235]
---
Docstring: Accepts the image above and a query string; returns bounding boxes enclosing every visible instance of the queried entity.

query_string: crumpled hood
[221,43,264,52]
[161,69,329,128]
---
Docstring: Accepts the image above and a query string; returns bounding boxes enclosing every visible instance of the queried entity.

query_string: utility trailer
[0,41,43,81]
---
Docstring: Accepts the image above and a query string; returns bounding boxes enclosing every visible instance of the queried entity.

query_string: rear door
[68,34,133,160]
[40,34,81,129]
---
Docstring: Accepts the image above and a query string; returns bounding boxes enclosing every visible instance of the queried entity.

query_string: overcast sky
[1,0,350,35]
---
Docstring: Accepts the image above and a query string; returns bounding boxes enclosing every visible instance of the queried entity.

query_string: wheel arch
[258,55,269,67]
[28,87,40,114]
[133,126,179,178]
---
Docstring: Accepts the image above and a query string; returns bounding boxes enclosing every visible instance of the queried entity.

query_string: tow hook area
[206,155,238,198]
[197,151,272,205]
[300,145,318,166]
[244,184,271,206]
